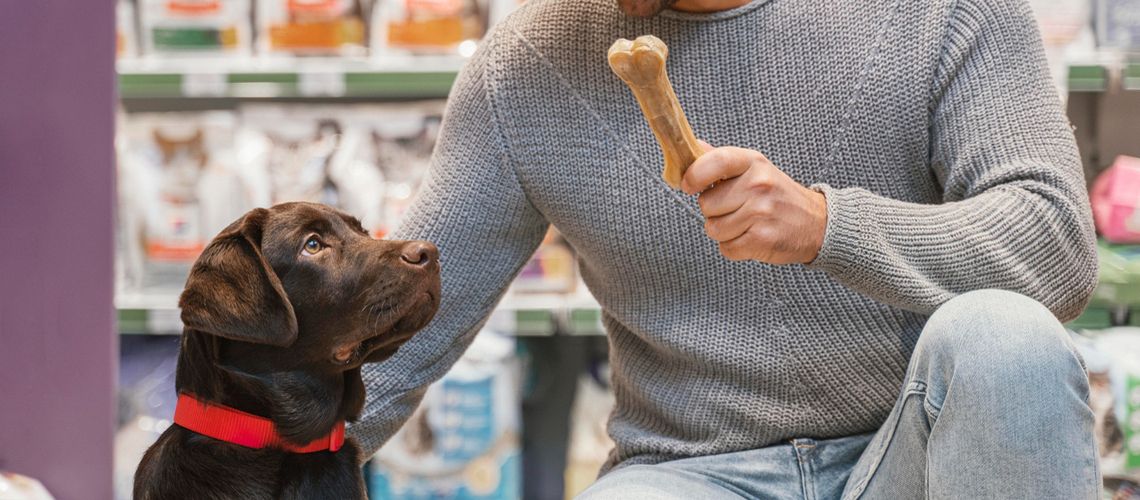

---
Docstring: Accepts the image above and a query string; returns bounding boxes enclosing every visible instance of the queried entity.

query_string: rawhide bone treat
[608,35,703,190]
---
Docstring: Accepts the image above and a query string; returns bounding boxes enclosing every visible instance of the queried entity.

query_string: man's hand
[680,143,828,265]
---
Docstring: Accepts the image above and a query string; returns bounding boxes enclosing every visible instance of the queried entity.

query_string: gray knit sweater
[352,0,1098,473]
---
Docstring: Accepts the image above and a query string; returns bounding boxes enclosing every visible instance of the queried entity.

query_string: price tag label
[181,72,228,97]
[147,309,184,335]
[299,72,346,97]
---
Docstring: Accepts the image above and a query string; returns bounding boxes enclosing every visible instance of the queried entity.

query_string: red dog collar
[173,393,345,453]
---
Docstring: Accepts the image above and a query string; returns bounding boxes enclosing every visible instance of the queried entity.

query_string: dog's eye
[302,237,324,256]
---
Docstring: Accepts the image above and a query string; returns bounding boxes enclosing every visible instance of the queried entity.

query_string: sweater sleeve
[804,0,1097,322]
[348,39,549,456]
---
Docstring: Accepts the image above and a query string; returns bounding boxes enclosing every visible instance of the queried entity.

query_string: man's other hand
[680,143,828,265]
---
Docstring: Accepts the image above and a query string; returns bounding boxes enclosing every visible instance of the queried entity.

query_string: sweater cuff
[803,183,862,277]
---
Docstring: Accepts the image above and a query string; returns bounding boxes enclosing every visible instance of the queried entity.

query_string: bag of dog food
[257,0,368,55]
[1092,156,1140,244]
[138,0,252,56]
[370,330,522,500]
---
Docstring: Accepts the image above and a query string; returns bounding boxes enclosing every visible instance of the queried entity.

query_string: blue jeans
[576,290,1101,499]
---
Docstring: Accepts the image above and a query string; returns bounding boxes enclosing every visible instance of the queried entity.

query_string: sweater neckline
[658,0,771,21]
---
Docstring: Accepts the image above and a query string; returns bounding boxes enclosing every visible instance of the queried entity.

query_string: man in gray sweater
[351,0,1102,496]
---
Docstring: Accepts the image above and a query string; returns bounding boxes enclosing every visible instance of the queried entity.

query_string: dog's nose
[400,241,438,267]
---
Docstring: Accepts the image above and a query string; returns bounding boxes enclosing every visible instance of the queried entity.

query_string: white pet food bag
[117,0,139,59]
[370,329,522,500]
[347,102,442,237]
[1073,328,1140,489]
[138,0,252,56]
[235,105,386,234]
[0,473,56,500]
[117,112,253,290]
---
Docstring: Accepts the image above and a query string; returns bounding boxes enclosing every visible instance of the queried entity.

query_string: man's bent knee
[917,289,1085,387]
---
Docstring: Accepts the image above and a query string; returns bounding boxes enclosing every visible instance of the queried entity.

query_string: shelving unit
[114,51,611,339]
[117,286,604,336]
[1064,58,1140,93]
[118,55,465,99]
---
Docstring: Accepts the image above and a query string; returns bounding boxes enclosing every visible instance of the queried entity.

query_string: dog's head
[178,202,440,372]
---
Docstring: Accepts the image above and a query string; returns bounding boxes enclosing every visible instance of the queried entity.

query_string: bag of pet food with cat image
[234,105,385,235]
[257,0,368,55]
[138,0,252,56]
[1071,329,1140,493]
[343,102,442,237]
[116,112,254,290]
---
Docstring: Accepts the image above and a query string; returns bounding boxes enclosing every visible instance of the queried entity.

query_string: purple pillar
[0,1,117,500]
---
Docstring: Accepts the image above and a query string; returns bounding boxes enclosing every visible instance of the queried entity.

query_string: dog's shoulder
[134,426,282,500]
[276,439,367,500]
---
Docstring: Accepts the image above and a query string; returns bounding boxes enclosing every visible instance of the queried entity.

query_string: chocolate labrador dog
[134,202,440,500]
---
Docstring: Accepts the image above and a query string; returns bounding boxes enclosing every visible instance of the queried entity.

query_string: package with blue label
[1098,0,1140,48]
[370,330,521,500]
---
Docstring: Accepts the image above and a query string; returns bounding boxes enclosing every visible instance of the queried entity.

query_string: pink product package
[1091,156,1140,244]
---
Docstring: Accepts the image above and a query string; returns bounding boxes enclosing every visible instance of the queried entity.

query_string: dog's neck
[175,329,366,445]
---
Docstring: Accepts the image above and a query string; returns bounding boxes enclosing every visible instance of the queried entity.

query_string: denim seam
[843,387,924,500]
[796,444,817,500]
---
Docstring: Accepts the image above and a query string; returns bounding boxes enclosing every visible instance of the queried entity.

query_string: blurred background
[6,0,1140,499]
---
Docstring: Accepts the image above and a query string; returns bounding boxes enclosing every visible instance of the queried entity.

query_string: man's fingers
[681,147,752,195]
[697,177,745,217]
[717,234,754,262]
[697,140,714,153]
[704,209,751,243]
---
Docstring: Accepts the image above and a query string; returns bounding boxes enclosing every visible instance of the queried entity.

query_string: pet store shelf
[117,55,467,99]
[116,286,604,336]
[1064,57,1140,93]
[1069,65,1110,92]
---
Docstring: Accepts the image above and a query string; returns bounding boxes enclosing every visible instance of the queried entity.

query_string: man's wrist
[799,187,828,264]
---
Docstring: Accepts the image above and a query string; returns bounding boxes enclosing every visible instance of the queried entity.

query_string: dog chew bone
[608,35,703,190]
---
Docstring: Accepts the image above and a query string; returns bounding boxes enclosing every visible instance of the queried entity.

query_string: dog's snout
[399,241,438,267]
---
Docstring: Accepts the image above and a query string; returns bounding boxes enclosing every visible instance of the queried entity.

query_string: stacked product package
[117,0,533,58]
[1098,0,1140,48]
[116,111,252,292]
[114,102,445,292]
[257,0,369,55]
[370,330,522,500]
[1027,0,1094,92]
[1071,331,1140,498]
[137,0,253,56]
[373,0,483,53]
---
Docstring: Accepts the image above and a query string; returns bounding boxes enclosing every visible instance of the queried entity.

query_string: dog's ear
[179,208,298,347]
